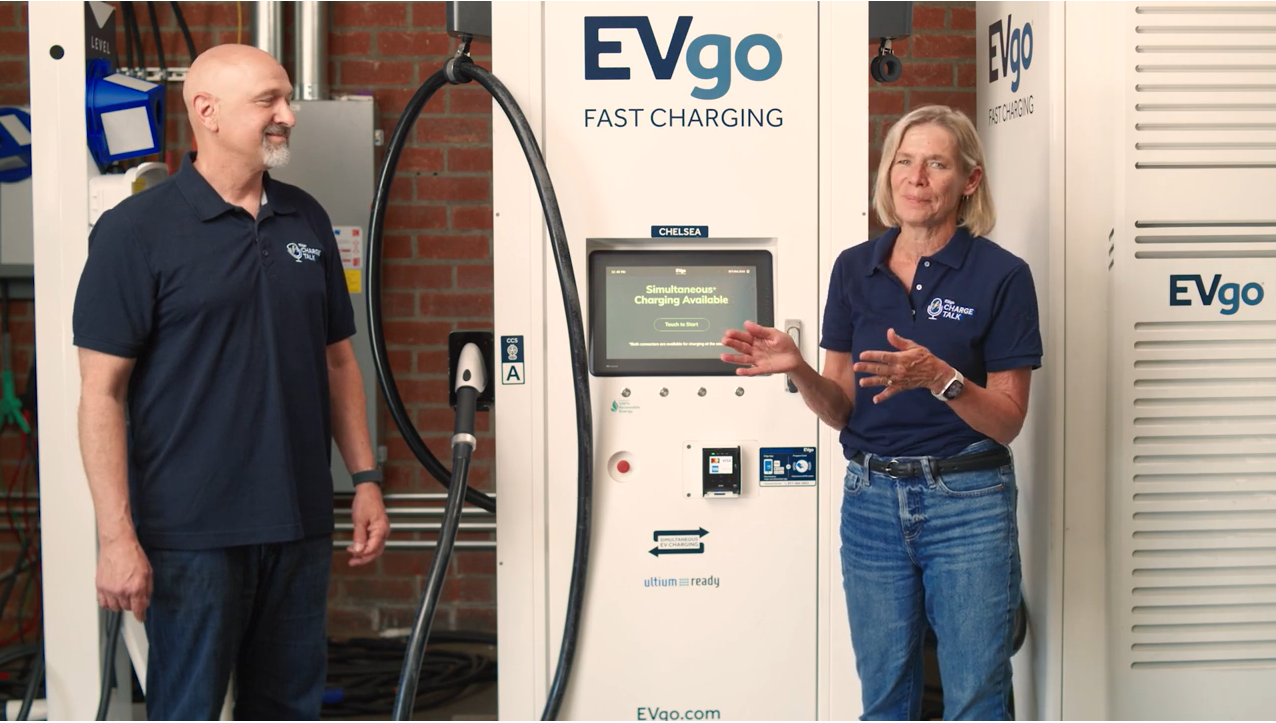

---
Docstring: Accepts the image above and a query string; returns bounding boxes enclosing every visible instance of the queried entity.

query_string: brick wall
[0,1,976,640]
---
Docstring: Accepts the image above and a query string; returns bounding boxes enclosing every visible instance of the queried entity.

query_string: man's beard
[262,124,291,169]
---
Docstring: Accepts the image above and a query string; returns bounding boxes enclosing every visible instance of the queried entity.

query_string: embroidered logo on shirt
[927,297,976,321]
[286,242,322,263]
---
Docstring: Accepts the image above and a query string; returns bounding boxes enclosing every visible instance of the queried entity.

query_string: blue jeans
[840,440,1021,721]
[142,534,333,720]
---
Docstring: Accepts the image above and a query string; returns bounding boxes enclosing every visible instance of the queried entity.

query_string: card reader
[702,447,742,498]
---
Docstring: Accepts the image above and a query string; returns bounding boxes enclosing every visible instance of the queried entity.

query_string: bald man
[72,45,388,719]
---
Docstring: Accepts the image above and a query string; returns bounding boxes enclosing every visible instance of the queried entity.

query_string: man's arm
[78,347,151,620]
[327,339,389,565]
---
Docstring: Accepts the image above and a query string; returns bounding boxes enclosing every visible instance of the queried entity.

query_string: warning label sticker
[334,227,363,293]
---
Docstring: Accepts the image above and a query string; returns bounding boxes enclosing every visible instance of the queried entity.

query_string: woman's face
[889,123,981,231]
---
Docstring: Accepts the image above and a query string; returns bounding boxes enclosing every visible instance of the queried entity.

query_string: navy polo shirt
[820,227,1042,460]
[72,152,356,549]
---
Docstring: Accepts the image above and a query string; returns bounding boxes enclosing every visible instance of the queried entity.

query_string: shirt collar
[865,225,974,276]
[175,151,295,221]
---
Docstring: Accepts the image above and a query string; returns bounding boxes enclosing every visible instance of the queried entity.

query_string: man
[72,45,389,719]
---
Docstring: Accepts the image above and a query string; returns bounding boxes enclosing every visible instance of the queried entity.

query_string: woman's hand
[720,320,804,376]
[853,328,953,403]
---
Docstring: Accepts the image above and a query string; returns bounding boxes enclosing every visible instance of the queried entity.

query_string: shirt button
[916,284,923,290]
[262,249,269,256]
[924,261,931,267]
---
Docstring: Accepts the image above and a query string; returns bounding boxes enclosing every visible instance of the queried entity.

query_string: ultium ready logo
[584,16,782,100]
[988,14,1034,93]
[1170,274,1265,315]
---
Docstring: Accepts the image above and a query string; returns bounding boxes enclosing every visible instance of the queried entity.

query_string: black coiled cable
[367,54,593,722]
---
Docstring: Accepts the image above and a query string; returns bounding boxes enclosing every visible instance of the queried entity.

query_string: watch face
[943,379,965,400]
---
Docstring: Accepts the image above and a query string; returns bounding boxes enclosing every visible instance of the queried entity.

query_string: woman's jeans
[840,440,1021,721]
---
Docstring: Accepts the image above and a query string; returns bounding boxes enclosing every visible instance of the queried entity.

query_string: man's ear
[192,93,219,133]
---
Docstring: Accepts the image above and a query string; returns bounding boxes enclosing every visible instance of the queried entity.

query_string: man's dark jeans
[142,534,332,720]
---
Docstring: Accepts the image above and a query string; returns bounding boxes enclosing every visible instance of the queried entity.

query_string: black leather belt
[850,446,1011,479]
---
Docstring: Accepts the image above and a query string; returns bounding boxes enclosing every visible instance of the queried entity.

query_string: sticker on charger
[759,447,816,487]
[333,226,363,293]
[501,335,525,385]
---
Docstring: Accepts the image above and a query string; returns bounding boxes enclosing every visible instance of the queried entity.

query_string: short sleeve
[312,204,356,345]
[984,263,1043,372]
[72,211,156,358]
[820,250,855,352]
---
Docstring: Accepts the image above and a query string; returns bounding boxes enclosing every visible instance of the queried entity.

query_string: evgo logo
[585,16,782,100]
[988,15,1033,93]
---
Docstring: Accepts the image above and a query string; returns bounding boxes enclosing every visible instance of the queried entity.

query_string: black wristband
[351,468,383,486]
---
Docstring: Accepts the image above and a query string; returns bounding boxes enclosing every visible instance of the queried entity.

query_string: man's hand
[348,483,390,566]
[852,328,952,404]
[97,537,152,622]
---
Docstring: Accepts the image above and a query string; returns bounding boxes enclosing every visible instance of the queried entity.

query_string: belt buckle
[884,458,906,478]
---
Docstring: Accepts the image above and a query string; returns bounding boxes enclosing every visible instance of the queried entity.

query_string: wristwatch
[352,468,383,487]
[933,368,965,402]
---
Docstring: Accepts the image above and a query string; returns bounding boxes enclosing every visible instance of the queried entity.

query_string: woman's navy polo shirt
[72,153,356,549]
[820,226,1043,460]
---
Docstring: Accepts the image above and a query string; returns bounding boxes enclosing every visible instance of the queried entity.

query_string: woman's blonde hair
[872,105,996,238]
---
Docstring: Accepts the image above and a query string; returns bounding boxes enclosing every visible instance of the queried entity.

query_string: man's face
[221,61,295,170]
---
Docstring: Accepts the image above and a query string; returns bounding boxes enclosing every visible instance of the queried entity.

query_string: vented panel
[1112,4,1276,718]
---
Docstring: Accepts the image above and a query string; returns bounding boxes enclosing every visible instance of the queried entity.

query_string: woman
[721,105,1042,720]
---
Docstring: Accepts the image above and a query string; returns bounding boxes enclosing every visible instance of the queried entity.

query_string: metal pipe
[334,522,496,532]
[294,1,327,100]
[253,1,284,63]
[335,506,494,517]
[332,539,495,551]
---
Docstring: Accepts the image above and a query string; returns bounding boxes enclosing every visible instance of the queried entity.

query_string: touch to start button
[617,460,631,474]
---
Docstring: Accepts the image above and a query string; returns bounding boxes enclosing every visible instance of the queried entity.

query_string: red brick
[911,6,946,30]
[452,206,493,230]
[382,264,453,291]
[0,5,14,27]
[341,578,420,602]
[169,2,243,28]
[449,87,493,114]
[413,3,447,28]
[384,463,417,489]
[417,117,488,144]
[410,234,486,261]
[443,575,494,603]
[380,549,437,577]
[383,232,413,258]
[395,378,450,405]
[416,177,489,203]
[341,60,414,87]
[910,90,977,120]
[379,31,451,57]
[0,88,27,106]
[383,321,452,347]
[333,3,407,26]
[457,264,493,289]
[386,349,414,373]
[328,608,376,638]
[382,292,417,319]
[467,40,493,59]
[455,550,496,576]
[0,61,24,84]
[330,31,372,57]
[957,62,976,88]
[869,90,905,116]
[882,61,953,88]
[415,407,459,433]
[375,87,445,117]
[420,292,493,319]
[378,605,426,631]
[385,204,447,231]
[452,606,497,632]
[388,177,413,203]
[398,147,445,173]
[913,34,976,59]
[415,351,451,373]
[0,31,27,56]
[951,7,977,31]
[448,147,492,173]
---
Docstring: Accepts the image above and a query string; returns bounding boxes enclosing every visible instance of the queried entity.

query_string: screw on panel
[621,388,631,398]
[697,388,707,397]
[659,388,669,397]
[735,387,745,397]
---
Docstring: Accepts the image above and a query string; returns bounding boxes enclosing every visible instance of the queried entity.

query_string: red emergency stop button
[617,460,631,474]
